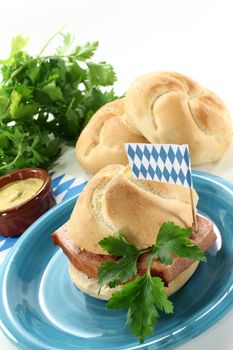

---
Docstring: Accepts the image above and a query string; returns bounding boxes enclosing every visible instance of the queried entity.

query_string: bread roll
[124,71,232,164]
[69,164,198,254]
[68,260,200,299]
[76,99,148,174]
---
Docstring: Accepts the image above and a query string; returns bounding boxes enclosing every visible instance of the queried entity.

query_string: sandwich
[52,164,217,342]
[52,164,216,298]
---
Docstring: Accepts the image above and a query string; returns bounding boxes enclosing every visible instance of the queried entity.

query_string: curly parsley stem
[37,25,67,56]
[0,136,22,172]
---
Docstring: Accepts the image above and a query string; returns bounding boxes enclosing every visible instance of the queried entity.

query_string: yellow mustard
[0,178,44,210]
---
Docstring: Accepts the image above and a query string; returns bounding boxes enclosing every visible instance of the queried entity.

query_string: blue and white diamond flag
[125,143,193,188]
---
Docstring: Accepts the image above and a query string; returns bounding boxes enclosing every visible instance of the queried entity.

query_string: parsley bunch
[0,31,118,175]
[98,222,206,343]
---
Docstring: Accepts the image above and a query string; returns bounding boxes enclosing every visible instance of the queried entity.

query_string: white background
[0,1,233,349]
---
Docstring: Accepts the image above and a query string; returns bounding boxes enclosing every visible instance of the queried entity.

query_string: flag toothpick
[189,187,198,233]
[125,143,198,232]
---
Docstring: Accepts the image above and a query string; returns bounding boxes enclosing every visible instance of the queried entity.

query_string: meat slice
[190,215,216,251]
[52,224,117,279]
[52,215,216,284]
[138,215,217,283]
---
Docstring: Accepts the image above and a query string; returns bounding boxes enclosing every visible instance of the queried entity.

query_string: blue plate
[0,171,233,350]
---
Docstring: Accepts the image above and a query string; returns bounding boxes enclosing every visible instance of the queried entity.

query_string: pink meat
[52,215,216,284]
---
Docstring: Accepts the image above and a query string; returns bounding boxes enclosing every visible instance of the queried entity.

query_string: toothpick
[189,187,198,232]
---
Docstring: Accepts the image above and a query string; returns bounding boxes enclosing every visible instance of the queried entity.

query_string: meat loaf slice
[138,215,216,283]
[52,224,117,279]
[52,215,216,284]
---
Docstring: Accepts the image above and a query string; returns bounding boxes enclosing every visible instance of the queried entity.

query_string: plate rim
[0,170,233,350]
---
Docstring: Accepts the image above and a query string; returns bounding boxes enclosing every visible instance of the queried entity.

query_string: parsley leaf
[98,222,206,343]
[108,275,173,344]
[0,35,29,65]
[10,35,29,59]
[99,230,139,256]
[98,256,138,288]
[9,90,21,117]
[152,221,207,264]
[56,33,73,56]
[73,41,99,61]
[87,62,117,86]
[42,81,63,101]
[98,231,140,288]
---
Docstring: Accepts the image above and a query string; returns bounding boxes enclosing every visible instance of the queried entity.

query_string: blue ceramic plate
[0,171,233,350]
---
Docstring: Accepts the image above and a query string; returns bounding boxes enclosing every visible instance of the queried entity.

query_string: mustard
[0,178,44,210]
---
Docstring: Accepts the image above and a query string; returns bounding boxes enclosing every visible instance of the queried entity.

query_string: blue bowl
[0,171,233,350]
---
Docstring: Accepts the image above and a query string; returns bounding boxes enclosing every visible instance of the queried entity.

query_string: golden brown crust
[69,164,198,254]
[76,99,148,174]
[125,71,232,164]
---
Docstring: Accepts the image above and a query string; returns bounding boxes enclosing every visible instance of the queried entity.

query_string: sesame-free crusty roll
[69,164,198,254]
[124,71,232,165]
[76,99,148,174]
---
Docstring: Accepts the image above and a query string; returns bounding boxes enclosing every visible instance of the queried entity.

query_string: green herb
[0,32,118,175]
[98,222,206,343]
[151,221,207,264]
[0,124,60,174]
[98,230,140,288]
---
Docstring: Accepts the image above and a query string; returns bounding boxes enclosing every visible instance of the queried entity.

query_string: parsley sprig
[0,32,118,175]
[98,222,206,343]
